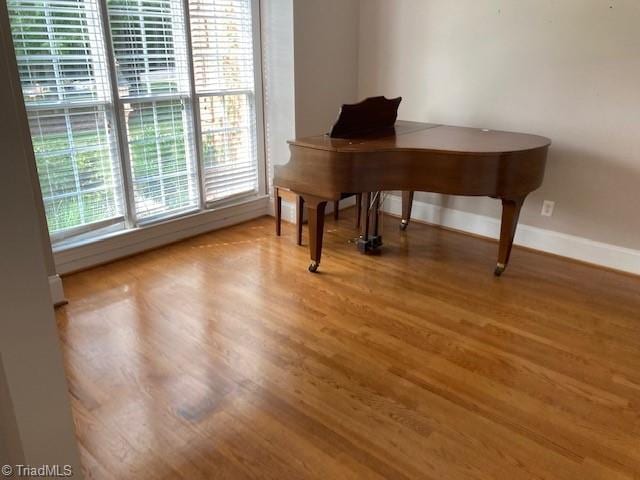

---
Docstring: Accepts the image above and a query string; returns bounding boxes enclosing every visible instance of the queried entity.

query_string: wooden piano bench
[274,187,362,246]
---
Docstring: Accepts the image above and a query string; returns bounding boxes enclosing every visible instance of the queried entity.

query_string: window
[189,0,258,201]
[9,0,124,239]
[8,0,262,243]
[107,0,198,222]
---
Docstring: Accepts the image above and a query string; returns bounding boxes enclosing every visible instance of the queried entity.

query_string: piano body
[273,97,551,275]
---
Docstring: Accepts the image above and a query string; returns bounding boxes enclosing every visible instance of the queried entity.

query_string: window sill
[54,194,270,275]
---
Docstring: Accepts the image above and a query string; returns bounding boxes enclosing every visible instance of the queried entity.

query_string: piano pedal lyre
[356,235,383,253]
[356,191,384,254]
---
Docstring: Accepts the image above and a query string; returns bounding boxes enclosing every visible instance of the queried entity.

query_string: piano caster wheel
[400,220,409,231]
[308,261,320,273]
[494,264,506,277]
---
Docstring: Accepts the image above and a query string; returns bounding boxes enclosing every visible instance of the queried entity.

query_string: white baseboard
[54,196,270,275]
[384,195,640,276]
[280,200,296,223]
[48,274,66,306]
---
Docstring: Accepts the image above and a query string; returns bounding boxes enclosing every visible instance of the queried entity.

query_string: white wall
[263,0,360,174]
[262,0,296,179]
[0,361,13,465]
[359,0,640,251]
[0,356,23,466]
[264,0,360,219]
[0,2,83,475]
[293,0,360,136]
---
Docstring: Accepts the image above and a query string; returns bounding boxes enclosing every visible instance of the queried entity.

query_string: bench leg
[274,188,282,236]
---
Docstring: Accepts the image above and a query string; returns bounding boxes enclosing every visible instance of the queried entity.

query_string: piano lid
[290,121,551,155]
[291,95,550,155]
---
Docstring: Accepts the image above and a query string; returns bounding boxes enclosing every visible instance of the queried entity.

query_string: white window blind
[8,0,124,238]
[8,0,262,244]
[107,0,198,221]
[122,99,197,219]
[189,0,258,202]
[107,0,190,98]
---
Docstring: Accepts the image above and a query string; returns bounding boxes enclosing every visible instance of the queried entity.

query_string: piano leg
[400,191,414,230]
[496,196,526,276]
[303,196,328,273]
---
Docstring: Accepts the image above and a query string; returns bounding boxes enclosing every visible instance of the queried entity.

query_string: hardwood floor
[56,210,640,480]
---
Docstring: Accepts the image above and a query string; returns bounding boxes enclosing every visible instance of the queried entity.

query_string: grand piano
[273,97,551,275]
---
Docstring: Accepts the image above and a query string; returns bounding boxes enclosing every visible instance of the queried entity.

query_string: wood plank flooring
[56,210,640,480]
